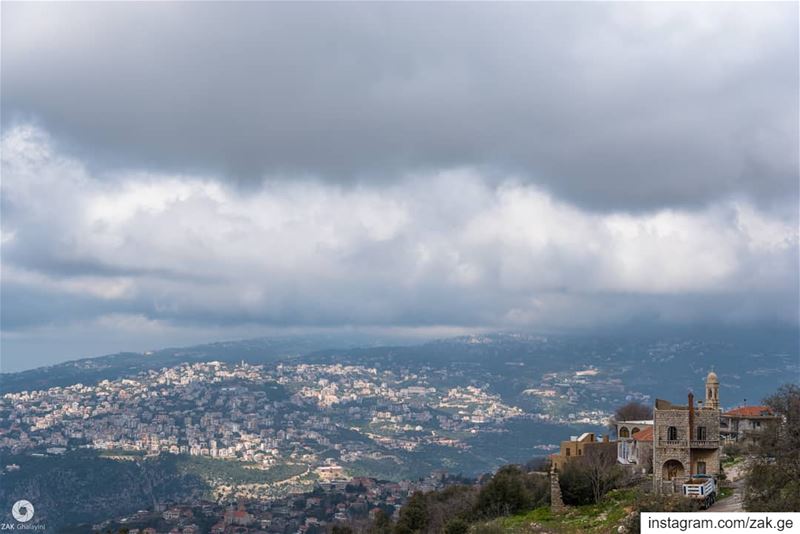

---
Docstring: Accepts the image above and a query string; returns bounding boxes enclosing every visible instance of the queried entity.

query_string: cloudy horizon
[2,2,798,371]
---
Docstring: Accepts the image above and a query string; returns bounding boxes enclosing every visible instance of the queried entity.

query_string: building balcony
[690,439,719,449]
[660,440,683,447]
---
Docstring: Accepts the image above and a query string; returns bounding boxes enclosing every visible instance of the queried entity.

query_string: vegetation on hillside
[744,383,800,512]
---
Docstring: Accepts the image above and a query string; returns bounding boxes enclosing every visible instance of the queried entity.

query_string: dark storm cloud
[2,2,797,211]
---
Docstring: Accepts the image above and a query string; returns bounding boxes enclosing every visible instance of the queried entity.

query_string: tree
[473,465,538,518]
[524,456,550,473]
[370,509,392,534]
[559,461,594,505]
[423,485,477,534]
[745,384,800,512]
[394,492,428,534]
[443,518,469,534]
[583,445,623,504]
[608,401,653,435]
[558,445,621,505]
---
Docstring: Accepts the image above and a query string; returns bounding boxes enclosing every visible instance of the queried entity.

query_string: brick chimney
[688,392,694,442]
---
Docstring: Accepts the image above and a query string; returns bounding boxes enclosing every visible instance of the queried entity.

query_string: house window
[619,427,630,438]
[697,426,707,441]
[578,449,582,455]
[667,426,678,441]
[754,421,761,428]
[566,448,570,457]
[697,461,706,475]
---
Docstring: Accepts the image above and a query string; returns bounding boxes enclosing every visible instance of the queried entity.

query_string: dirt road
[708,461,746,512]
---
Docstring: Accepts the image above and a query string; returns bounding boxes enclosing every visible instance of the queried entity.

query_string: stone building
[653,372,721,493]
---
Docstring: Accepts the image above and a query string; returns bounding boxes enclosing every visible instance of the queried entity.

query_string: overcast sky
[1,2,798,371]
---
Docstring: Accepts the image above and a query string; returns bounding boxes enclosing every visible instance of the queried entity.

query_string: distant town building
[550,432,614,471]
[720,405,779,443]
[223,505,253,526]
[316,464,346,481]
[162,508,181,521]
[653,372,721,493]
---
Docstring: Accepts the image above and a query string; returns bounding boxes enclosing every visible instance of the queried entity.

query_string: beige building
[550,432,615,471]
[653,372,721,493]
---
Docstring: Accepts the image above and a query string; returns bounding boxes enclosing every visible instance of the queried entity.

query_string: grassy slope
[485,489,638,533]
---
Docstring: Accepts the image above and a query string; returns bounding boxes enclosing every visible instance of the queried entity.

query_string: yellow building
[550,432,613,471]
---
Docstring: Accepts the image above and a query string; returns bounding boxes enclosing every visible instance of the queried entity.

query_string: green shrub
[443,518,469,534]
[558,462,594,505]
[475,465,535,517]
[394,492,428,534]
[620,493,700,534]
[470,523,504,534]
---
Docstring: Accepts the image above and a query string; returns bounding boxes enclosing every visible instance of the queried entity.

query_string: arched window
[667,426,678,441]
[619,427,630,438]
[696,426,707,441]
[632,427,641,435]
[663,459,684,480]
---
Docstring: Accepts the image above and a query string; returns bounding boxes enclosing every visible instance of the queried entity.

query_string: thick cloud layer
[2,2,797,210]
[1,3,798,370]
[2,125,797,369]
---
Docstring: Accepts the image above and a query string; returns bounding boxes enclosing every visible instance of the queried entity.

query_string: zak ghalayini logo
[11,500,34,523]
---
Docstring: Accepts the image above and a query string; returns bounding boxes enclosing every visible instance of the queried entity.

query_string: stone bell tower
[705,371,719,410]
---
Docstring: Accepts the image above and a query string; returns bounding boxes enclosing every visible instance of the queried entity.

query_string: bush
[620,493,701,534]
[443,518,469,534]
[558,462,594,505]
[470,523,504,534]
[423,485,478,534]
[475,465,536,518]
[388,466,547,533]
[394,492,428,534]
[370,509,392,534]
[524,457,550,473]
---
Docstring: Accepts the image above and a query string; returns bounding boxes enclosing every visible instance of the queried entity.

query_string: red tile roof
[632,427,653,442]
[723,406,774,418]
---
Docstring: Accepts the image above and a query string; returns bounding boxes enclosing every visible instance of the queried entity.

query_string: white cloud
[2,124,796,341]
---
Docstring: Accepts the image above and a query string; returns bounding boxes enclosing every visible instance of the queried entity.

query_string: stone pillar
[550,466,565,512]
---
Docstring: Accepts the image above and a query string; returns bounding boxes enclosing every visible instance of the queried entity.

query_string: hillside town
[42,369,787,534]
[1,361,537,501]
[90,471,460,534]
